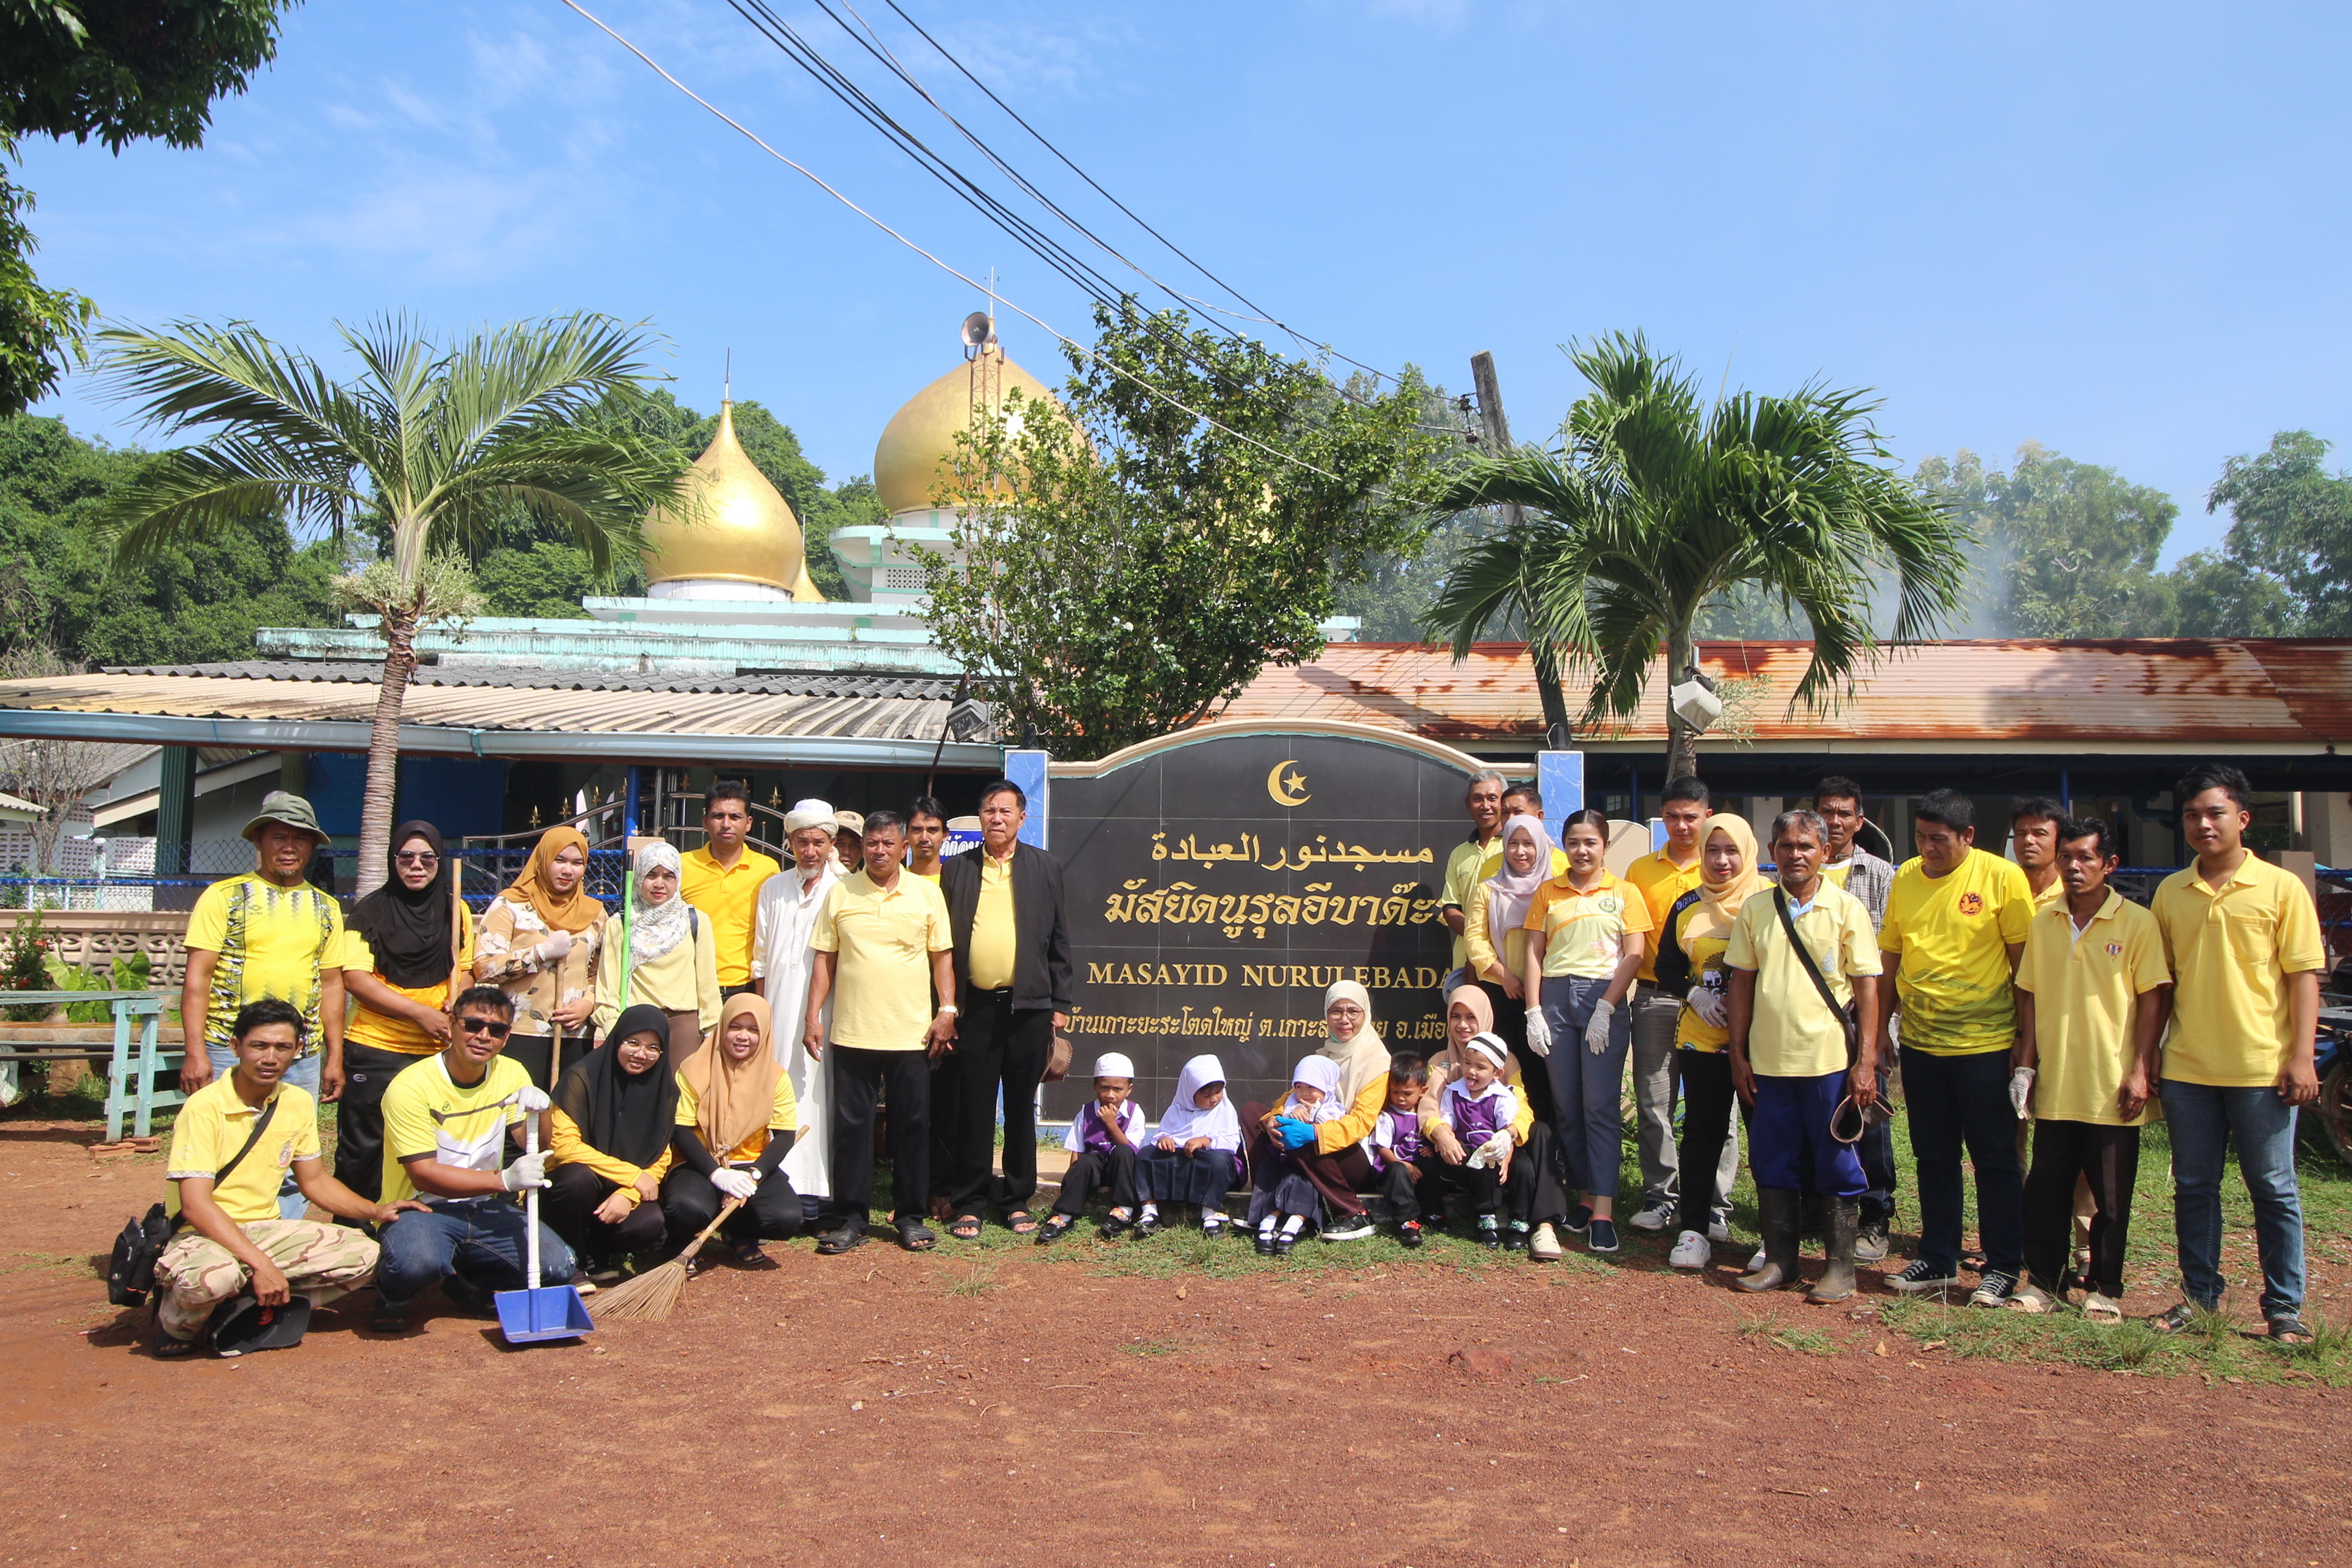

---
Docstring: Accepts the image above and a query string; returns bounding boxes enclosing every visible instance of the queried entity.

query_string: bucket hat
[241,791,326,844]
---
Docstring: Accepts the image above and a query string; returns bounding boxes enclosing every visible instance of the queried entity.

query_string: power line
[555,0,1339,479]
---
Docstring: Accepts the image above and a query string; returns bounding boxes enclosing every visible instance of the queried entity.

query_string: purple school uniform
[1070,1100,1145,1155]
[1443,1081,1516,1147]
[1373,1108,1425,1169]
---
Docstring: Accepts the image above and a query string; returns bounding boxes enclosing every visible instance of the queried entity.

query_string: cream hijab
[1318,979,1387,1109]
[1682,813,1765,949]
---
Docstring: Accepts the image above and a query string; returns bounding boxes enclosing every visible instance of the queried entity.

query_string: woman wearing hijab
[477,825,608,1089]
[661,993,804,1266]
[1462,814,1557,1128]
[1136,1054,1242,1235]
[1654,814,1763,1272]
[544,1003,677,1280]
[1254,979,1390,1243]
[592,840,721,1067]
[334,822,475,1201]
[1416,984,1569,1257]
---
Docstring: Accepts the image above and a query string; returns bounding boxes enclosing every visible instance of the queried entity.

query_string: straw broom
[591,1197,742,1322]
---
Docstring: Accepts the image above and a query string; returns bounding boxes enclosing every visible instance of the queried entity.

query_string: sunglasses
[456,1016,511,1038]
[395,851,440,866]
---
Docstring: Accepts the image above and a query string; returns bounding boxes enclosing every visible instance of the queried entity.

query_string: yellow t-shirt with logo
[2150,855,2327,1087]
[380,1053,529,1204]
[1878,849,2034,1056]
[1523,869,1652,981]
[2015,893,2170,1125]
[184,874,345,1056]
[164,1075,321,1225]
[1726,884,1881,1077]
[1626,848,1705,984]
[1674,928,1734,1053]
[810,870,953,1051]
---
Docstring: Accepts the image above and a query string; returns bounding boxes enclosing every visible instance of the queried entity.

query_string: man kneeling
[154,1000,422,1357]
[372,987,574,1330]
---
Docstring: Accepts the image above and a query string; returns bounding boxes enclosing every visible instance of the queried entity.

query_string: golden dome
[872,343,1070,516]
[640,402,824,600]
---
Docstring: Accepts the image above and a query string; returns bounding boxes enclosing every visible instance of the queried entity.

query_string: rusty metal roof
[1215,639,2352,750]
[103,662,962,701]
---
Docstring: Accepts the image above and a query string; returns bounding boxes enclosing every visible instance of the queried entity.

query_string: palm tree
[94,314,690,895]
[1425,332,1972,780]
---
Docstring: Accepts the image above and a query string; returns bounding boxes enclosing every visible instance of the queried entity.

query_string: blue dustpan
[495,1112,592,1345]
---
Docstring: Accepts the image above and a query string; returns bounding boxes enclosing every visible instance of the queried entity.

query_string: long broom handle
[674,1196,744,1261]
[524,1112,541,1292]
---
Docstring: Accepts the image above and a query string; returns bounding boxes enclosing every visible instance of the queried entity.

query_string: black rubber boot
[1738,1188,1801,1293]
[1808,1196,1860,1304]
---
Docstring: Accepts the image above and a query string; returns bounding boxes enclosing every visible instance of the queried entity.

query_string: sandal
[2149,1301,2202,1335]
[896,1220,938,1253]
[815,1225,868,1256]
[731,1239,775,1269]
[2082,1293,2124,1326]
[1006,1210,1040,1236]
[948,1215,984,1242]
[2267,1314,2315,1346]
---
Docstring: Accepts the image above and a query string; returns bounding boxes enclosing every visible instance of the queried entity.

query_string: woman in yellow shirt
[335,821,475,1202]
[592,841,721,1066]
[544,1002,676,1282]
[1521,807,1650,1253]
[1651,814,1763,1271]
[662,993,803,1267]
[1462,814,1556,1129]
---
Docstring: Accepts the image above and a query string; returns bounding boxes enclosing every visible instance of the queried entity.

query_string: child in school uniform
[1427,1032,1524,1248]
[1249,1056,1346,1256]
[1371,1054,1435,1247]
[1037,1053,1148,1244]
[1135,1054,1242,1237]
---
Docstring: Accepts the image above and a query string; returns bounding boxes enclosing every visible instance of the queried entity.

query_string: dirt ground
[2,1118,2346,1568]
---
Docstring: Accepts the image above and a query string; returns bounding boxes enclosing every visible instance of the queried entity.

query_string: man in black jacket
[938,779,1073,1239]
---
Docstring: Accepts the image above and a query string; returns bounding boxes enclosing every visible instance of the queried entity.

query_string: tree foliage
[2207,430,2352,635]
[917,301,1446,759]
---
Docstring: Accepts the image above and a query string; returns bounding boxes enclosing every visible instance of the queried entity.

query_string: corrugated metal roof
[103,661,961,701]
[1215,639,2352,748]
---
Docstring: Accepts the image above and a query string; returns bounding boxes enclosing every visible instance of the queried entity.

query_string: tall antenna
[724,347,732,403]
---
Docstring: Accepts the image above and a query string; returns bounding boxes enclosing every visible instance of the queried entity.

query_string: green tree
[918,301,1446,758]
[0,1,297,413]
[2208,430,2352,635]
[1427,332,1972,780]
[2159,547,2301,638]
[93,313,689,894]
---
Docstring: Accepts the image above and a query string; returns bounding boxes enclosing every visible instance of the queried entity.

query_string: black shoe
[1477,1219,1502,1250]
[1502,1221,1531,1252]
[1255,1230,1277,1256]
[815,1223,869,1256]
[1132,1213,1161,1239]
[1399,1220,1424,1250]
[366,1295,412,1335]
[1889,1258,1961,1294]
[1564,1204,1593,1235]
[439,1276,496,1319]
[150,1319,201,1359]
[1272,1233,1297,1257]
[1099,1211,1134,1239]
[1035,1215,1076,1246]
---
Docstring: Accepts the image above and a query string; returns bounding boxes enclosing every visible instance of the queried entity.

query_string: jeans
[1541,975,1631,1199]
[1628,989,1683,1204]
[2162,1078,2305,1319]
[1900,1045,2023,1275]
[206,1043,321,1220]
[375,1197,576,1308]
[1858,1058,1897,1226]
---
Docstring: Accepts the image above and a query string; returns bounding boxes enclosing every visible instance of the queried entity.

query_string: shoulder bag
[107,1095,281,1307]
[1771,887,1890,1138]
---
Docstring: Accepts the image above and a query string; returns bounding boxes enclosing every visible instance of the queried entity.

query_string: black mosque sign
[1046,726,1474,1119]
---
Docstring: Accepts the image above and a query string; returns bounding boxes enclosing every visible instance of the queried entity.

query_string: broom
[589,1197,742,1322]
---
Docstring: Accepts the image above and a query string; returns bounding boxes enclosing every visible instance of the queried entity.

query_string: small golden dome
[640,402,824,600]
[872,343,1070,516]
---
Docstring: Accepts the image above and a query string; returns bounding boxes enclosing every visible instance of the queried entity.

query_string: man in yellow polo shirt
[681,781,780,999]
[804,810,957,1255]
[2011,815,2170,1319]
[1624,775,1717,1234]
[2149,764,2325,1343]
[1875,788,2035,1306]
[1440,770,1509,981]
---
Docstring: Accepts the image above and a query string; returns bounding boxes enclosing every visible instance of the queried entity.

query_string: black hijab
[552,1003,678,1168]
[349,821,455,988]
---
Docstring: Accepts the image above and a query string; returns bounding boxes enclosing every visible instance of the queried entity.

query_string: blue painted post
[623,765,642,839]
[1004,749,1051,849]
[1650,818,1669,850]
[1537,750,1584,852]
[2060,768,2072,815]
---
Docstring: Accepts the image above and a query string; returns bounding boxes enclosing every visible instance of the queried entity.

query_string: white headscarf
[629,839,691,966]
[1286,1055,1344,1124]
[1483,813,1552,944]
[1156,1054,1240,1150]
[1318,979,1387,1110]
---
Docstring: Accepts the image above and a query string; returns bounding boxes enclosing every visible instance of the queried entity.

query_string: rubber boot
[1808,1196,1859,1304]
[1737,1188,1800,1293]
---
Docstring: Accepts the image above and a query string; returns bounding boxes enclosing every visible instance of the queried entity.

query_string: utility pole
[1469,351,1571,749]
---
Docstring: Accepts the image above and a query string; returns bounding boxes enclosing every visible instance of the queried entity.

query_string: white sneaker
[1628,1199,1676,1233]
[1747,1246,1768,1272]
[1669,1230,1712,1270]
[1707,1216,1732,1244]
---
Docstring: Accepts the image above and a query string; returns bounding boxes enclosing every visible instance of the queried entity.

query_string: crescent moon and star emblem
[1266,760,1311,807]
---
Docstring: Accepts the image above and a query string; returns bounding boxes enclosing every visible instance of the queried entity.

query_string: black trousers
[1858,1059,1897,1225]
[1902,1046,2025,1275]
[831,1046,930,1227]
[2023,1119,2140,1297]
[1477,979,1553,1132]
[502,1030,588,1094]
[1052,1145,1137,1217]
[333,1042,424,1202]
[1675,1048,1742,1235]
[1380,1159,1428,1221]
[928,1051,963,1207]
[946,993,1056,1219]
[1414,1123,1569,1226]
[659,1162,804,1250]
[542,1161,666,1260]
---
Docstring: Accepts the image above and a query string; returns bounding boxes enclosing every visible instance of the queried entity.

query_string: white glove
[710,1168,759,1202]
[535,929,574,965]
[1465,1130,1514,1169]
[2009,1067,2035,1120]
[517,1086,552,1114]
[1584,998,1617,1055]
[1690,987,1729,1030]
[1522,1008,1552,1058]
[499,1150,550,1191]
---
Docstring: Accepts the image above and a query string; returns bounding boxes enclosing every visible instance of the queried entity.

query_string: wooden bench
[0,992,181,1140]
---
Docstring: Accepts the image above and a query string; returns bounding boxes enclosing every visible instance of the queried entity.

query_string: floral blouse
[474,898,606,1039]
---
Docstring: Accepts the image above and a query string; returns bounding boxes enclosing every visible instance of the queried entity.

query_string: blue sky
[18,0,2350,564]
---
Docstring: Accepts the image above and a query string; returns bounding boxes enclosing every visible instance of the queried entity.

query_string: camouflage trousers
[153,1219,381,1342]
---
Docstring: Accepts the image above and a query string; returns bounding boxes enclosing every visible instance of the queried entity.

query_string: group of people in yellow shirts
[1440,761,2325,1337]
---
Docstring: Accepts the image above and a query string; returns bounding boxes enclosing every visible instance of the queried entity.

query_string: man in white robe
[753,799,844,1202]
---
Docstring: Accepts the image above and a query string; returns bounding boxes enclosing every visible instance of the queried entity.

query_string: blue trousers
[1541,975,1631,1199]
[205,1044,320,1220]
[2163,1078,2305,1319]
[1749,1072,1865,1196]
[376,1197,576,1309]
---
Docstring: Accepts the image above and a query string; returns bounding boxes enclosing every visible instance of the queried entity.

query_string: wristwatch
[937,1004,958,1016]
